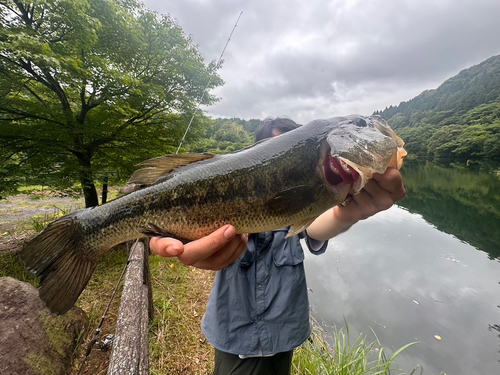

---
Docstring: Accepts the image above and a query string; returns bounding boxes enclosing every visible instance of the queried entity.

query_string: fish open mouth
[324,152,361,188]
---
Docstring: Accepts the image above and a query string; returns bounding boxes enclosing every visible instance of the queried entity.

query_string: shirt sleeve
[299,232,328,255]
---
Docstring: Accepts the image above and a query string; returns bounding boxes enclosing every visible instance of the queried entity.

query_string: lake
[304,164,500,375]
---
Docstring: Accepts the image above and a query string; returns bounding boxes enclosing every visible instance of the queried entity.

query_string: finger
[372,168,406,200]
[195,233,249,270]
[348,190,381,219]
[223,234,249,267]
[359,177,398,212]
[150,237,184,257]
[178,225,237,266]
[338,184,391,222]
[362,178,391,200]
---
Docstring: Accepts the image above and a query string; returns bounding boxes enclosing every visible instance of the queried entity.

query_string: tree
[0,0,222,206]
[395,123,438,162]
[426,124,465,163]
[380,56,500,166]
[213,120,251,144]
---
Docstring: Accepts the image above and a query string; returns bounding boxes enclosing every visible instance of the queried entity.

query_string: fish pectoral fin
[266,185,317,215]
[286,217,318,238]
[128,153,216,186]
[141,223,191,244]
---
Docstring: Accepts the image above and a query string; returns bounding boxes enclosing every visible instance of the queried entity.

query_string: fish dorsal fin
[128,153,215,185]
[266,185,318,215]
[286,217,318,238]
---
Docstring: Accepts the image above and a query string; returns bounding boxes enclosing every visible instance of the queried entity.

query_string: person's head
[254,117,299,142]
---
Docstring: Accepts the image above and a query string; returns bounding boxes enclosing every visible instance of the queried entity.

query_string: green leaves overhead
[0,0,222,206]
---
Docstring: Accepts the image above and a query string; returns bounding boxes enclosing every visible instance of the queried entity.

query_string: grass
[1,187,425,374]
[1,238,422,375]
[0,251,39,285]
[0,240,422,375]
[30,206,75,232]
[147,256,422,375]
[72,244,215,375]
[148,255,215,374]
[292,323,422,375]
[71,245,130,374]
[17,185,46,194]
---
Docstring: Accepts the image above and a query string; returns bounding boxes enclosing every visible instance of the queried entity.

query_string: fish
[21,115,406,314]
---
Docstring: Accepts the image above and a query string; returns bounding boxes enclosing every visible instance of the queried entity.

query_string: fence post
[108,240,152,375]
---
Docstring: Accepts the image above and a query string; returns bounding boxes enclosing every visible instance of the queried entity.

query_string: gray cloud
[143,0,500,123]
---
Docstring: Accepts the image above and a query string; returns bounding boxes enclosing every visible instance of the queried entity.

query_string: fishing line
[78,12,243,371]
[176,11,243,154]
[77,239,140,375]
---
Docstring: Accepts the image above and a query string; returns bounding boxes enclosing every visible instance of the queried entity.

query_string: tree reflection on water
[399,163,500,260]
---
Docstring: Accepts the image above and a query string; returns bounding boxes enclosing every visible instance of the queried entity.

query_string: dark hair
[254,117,299,142]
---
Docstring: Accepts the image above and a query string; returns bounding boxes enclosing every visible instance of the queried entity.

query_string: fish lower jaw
[324,155,361,188]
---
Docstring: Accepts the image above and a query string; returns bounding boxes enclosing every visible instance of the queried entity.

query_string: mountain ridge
[375,55,500,166]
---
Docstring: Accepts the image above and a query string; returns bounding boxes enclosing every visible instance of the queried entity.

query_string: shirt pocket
[272,230,305,267]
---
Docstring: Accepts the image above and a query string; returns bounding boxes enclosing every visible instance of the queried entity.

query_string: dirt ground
[0,191,85,253]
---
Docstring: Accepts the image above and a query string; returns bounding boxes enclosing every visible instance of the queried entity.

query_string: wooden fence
[108,240,153,375]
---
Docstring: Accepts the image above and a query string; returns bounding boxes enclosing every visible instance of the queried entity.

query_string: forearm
[306,207,357,242]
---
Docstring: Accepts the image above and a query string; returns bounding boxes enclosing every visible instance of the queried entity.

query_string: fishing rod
[176,11,243,154]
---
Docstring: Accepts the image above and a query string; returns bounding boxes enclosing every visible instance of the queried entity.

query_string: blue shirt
[201,228,328,356]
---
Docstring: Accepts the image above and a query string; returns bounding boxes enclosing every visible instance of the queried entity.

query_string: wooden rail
[108,240,153,375]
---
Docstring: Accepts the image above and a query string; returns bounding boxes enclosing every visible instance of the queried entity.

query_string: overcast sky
[142,0,500,124]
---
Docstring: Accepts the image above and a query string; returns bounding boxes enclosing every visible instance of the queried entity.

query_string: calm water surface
[304,164,500,375]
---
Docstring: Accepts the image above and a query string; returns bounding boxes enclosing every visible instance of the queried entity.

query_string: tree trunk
[102,176,108,204]
[77,157,99,208]
[81,173,99,207]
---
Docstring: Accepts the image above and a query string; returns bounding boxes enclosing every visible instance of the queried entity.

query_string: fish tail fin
[21,211,98,315]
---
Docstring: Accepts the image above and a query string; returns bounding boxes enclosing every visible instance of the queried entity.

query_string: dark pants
[213,349,293,375]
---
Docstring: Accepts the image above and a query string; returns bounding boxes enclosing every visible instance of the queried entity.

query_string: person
[150,117,406,375]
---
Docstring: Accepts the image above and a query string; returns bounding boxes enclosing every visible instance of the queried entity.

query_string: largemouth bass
[22,115,406,314]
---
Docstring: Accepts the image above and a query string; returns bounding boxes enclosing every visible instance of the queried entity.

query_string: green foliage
[0,0,222,205]
[188,117,256,154]
[213,121,251,143]
[396,124,438,162]
[0,251,39,285]
[30,206,75,232]
[292,324,420,375]
[375,55,500,166]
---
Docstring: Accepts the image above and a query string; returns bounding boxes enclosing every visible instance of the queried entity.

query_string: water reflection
[304,164,500,375]
[399,163,500,260]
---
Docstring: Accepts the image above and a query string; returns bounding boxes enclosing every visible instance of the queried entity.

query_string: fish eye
[355,118,367,127]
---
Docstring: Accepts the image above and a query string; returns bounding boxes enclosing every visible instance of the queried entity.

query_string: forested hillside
[188,118,260,154]
[375,55,500,167]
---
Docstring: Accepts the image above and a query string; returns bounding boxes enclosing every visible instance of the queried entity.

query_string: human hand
[334,167,406,224]
[307,167,406,241]
[149,225,248,271]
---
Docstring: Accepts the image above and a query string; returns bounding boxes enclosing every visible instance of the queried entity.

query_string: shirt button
[257,315,263,321]
[258,285,263,290]
[259,256,263,261]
